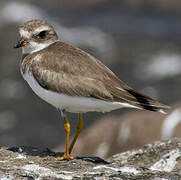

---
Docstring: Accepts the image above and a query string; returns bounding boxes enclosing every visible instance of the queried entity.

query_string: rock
[0,138,181,179]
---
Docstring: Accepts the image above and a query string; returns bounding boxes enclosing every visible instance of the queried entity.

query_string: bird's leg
[56,109,74,161]
[69,113,83,154]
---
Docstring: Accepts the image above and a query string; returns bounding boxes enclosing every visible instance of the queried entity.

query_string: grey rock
[0,138,181,179]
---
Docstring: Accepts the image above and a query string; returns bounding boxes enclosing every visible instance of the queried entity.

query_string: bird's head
[14,19,58,54]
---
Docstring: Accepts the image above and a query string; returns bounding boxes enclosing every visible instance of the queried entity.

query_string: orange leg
[56,110,74,161]
[69,113,83,154]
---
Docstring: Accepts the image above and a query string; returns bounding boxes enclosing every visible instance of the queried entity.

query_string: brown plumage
[21,41,169,113]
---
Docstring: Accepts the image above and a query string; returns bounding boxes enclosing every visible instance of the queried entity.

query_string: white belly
[22,70,136,113]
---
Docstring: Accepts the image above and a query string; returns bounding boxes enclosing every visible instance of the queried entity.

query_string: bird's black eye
[35,30,48,39]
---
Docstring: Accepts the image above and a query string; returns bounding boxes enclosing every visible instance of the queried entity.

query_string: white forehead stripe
[19,26,51,38]
[19,29,31,38]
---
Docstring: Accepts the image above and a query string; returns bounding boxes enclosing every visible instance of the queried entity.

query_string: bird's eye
[35,30,48,39]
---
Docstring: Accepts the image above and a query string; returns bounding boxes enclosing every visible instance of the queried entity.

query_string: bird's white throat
[22,41,52,54]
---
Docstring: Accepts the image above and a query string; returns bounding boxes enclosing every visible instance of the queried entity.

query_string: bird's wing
[29,41,169,112]
[32,65,114,101]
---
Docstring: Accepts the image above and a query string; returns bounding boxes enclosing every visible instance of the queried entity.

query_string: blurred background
[1,0,181,158]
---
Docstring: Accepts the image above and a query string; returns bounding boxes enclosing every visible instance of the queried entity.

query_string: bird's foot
[55,153,74,161]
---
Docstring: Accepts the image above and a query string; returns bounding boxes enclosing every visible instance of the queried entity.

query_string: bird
[14,19,170,160]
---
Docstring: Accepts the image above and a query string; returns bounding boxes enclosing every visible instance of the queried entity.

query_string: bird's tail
[125,89,170,114]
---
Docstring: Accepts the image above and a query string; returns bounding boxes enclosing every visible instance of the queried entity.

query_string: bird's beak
[14,39,28,48]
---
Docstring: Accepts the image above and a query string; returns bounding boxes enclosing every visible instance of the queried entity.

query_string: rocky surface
[1,138,181,179]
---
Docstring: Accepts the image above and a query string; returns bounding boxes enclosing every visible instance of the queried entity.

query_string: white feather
[34,26,51,34]
[33,54,42,62]
[22,41,52,54]
[19,29,31,39]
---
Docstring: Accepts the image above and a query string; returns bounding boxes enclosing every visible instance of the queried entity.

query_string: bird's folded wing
[32,63,169,112]
[29,41,169,111]
[32,66,114,101]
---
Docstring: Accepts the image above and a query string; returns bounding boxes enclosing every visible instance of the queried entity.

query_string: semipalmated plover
[14,20,170,160]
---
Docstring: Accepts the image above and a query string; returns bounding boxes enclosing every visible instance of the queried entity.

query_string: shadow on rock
[8,146,109,164]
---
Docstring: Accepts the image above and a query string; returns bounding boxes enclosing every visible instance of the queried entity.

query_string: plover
[14,20,170,160]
